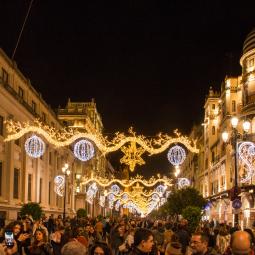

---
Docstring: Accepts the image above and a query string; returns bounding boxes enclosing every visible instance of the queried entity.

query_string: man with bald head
[231,230,252,255]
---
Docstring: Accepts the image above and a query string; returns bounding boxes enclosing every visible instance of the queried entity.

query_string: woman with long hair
[30,228,53,255]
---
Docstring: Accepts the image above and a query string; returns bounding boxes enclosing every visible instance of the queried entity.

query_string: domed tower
[240,28,255,114]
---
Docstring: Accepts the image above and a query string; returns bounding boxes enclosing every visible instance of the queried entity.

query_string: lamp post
[62,163,71,221]
[221,117,251,225]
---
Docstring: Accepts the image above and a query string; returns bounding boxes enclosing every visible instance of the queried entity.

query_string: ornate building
[0,48,114,221]
[182,28,255,227]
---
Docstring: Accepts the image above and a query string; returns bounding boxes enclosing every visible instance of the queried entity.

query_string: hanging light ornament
[167,145,186,166]
[178,178,190,189]
[155,184,166,196]
[111,184,120,194]
[25,135,45,158]
[74,139,94,161]
[54,175,65,197]
[239,141,255,183]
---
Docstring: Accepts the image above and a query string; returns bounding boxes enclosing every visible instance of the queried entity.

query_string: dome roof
[243,28,255,54]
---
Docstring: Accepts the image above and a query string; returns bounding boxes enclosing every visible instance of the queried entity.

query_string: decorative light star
[120,141,145,171]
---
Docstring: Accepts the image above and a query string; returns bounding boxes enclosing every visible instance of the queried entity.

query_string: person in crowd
[50,225,66,255]
[176,222,189,254]
[130,228,154,255]
[230,230,251,255]
[244,228,255,250]
[5,221,31,255]
[188,232,218,255]
[216,226,230,255]
[90,242,112,255]
[110,225,126,255]
[61,240,87,255]
[95,220,104,239]
[165,234,182,255]
[30,228,53,255]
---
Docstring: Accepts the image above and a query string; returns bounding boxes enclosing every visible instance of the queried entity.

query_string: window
[32,101,36,113]
[13,168,19,199]
[42,112,46,122]
[28,174,32,201]
[0,162,2,196]
[232,100,236,112]
[249,58,254,67]
[49,182,51,204]
[212,126,215,135]
[39,178,42,203]
[18,87,24,99]
[0,115,3,136]
[14,139,20,146]
[49,152,52,165]
[2,68,9,84]
[212,104,215,110]
[212,151,215,162]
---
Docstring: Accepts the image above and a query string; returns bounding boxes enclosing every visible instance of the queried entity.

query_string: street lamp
[221,117,251,225]
[62,163,71,221]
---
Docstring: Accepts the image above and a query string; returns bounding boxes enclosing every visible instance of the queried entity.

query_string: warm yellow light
[64,163,69,169]
[80,174,172,188]
[4,120,199,155]
[66,169,71,176]
[243,120,251,133]
[222,131,229,143]
[231,117,238,129]
[76,174,81,180]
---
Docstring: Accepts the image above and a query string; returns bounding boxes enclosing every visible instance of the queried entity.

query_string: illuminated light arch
[80,175,173,188]
[4,120,199,155]
[105,190,163,199]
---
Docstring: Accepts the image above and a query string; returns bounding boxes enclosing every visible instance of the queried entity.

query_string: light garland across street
[5,119,199,155]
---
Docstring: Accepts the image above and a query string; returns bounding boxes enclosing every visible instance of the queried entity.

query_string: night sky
[1,1,255,177]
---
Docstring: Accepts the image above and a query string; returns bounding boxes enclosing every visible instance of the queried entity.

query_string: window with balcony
[28,174,32,201]
[0,115,3,136]
[232,100,236,112]
[13,168,19,199]
[49,182,51,204]
[249,58,254,67]
[39,178,42,203]
[212,126,215,135]
[2,68,9,84]
[18,87,24,99]
[42,112,46,122]
[32,101,36,113]
[0,162,2,196]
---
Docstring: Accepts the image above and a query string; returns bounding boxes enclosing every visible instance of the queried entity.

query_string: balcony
[1,79,40,118]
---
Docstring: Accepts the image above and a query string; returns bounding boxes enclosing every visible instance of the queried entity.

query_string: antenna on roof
[12,0,34,60]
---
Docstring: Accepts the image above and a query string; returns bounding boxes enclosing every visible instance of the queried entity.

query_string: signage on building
[232,198,242,209]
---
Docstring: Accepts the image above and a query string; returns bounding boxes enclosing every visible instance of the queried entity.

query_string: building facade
[0,48,113,221]
[182,28,255,228]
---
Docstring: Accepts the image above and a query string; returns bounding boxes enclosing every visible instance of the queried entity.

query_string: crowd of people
[0,214,254,255]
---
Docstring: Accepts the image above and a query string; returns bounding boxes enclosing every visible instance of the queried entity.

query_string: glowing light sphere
[54,175,65,197]
[167,145,186,166]
[115,200,121,211]
[74,139,94,161]
[178,178,190,188]
[155,185,166,196]
[108,193,115,201]
[111,184,120,194]
[122,194,129,201]
[152,194,160,201]
[25,135,45,158]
